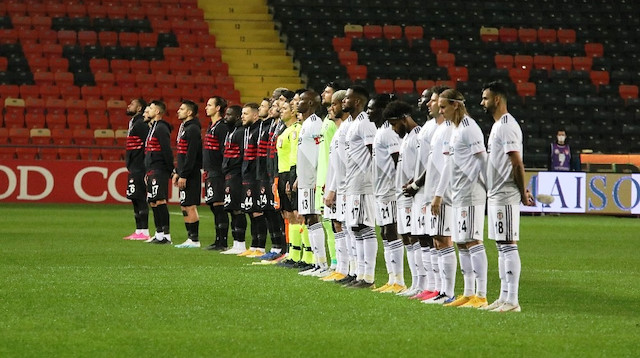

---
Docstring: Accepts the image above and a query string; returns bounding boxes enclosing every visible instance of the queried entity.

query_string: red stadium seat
[346,65,367,81]
[537,28,556,44]
[95,72,115,87]
[436,53,455,68]
[30,128,51,144]
[81,86,102,100]
[60,85,81,99]
[25,98,45,115]
[139,32,158,47]
[0,29,18,44]
[119,32,138,47]
[19,85,40,100]
[383,25,402,40]
[0,84,19,98]
[66,98,86,116]
[54,72,73,85]
[94,129,115,146]
[25,113,46,129]
[499,27,517,42]
[338,51,358,66]
[394,79,414,94]
[51,128,73,145]
[155,73,176,89]
[78,31,97,46]
[448,67,468,82]
[363,25,383,39]
[415,80,436,93]
[374,79,394,94]
[87,114,109,129]
[518,28,537,43]
[18,29,39,44]
[110,59,130,75]
[100,148,123,161]
[495,54,514,69]
[0,128,8,145]
[72,128,94,146]
[42,44,62,57]
[514,55,533,69]
[67,4,87,18]
[39,148,58,160]
[90,58,110,73]
[86,99,106,117]
[15,147,38,160]
[57,30,77,46]
[332,37,352,52]
[0,147,16,160]
[404,26,423,46]
[58,148,79,160]
[585,43,604,58]
[45,113,67,129]
[590,70,610,88]
[430,39,449,54]
[553,56,572,71]
[619,85,638,100]
[32,16,52,31]
[130,60,150,74]
[572,57,593,71]
[9,128,30,145]
[101,86,122,101]
[509,68,530,83]
[46,3,67,17]
[557,29,576,44]
[533,55,554,71]
[480,26,499,42]
[99,31,118,47]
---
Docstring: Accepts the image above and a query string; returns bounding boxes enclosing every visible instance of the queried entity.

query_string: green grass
[1,203,639,357]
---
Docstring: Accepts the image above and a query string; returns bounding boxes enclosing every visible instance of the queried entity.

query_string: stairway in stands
[199,0,302,103]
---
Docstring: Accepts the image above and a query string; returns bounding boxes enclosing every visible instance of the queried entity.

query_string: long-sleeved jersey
[242,120,261,182]
[257,117,274,182]
[125,113,148,174]
[203,118,229,178]
[222,122,245,176]
[144,119,173,173]
[176,118,202,178]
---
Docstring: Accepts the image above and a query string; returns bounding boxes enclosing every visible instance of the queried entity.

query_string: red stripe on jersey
[126,136,144,150]
[145,137,161,153]
[204,134,221,151]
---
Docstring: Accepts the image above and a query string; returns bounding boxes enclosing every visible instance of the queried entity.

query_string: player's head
[298,90,320,116]
[259,98,271,119]
[330,90,347,120]
[205,96,227,119]
[418,88,433,112]
[280,100,293,121]
[322,81,342,107]
[241,102,260,127]
[148,100,166,121]
[438,89,467,125]
[427,85,450,119]
[384,100,415,138]
[272,87,288,100]
[481,81,509,116]
[368,93,397,127]
[224,105,242,126]
[557,129,567,144]
[342,85,369,115]
[178,99,198,121]
[127,98,147,116]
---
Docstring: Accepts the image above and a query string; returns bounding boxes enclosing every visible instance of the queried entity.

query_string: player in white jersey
[368,94,405,293]
[480,81,534,312]
[342,85,378,288]
[294,90,329,277]
[383,100,427,296]
[403,85,454,301]
[322,90,350,282]
[429,88,489,307]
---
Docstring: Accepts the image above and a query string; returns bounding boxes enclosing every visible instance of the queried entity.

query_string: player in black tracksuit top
[203,96,230,251]
[144,100,174,245]
[240,103,268,256]
[220,105,248,254]
[256,99,286,259]
[173,100,203,248]
[123,98,150,241]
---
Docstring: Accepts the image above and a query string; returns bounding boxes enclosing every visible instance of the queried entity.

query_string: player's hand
[285,181,291,196]
[292,179,298,192]
[178,177,187,190]
[431,196,442,216]
[324,190,336,206]
[171,173,179,186]
[522,189,535,206]
[403,180,418,197]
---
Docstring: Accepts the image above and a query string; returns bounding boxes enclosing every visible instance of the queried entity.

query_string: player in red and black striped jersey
[173,100,203,249]
[203,96,230,251]
[238,103,268,257]
[220,105,248,254]
[123,98,150,241]
[144,100,174,245]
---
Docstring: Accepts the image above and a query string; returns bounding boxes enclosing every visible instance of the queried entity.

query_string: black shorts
[241,181,262,213]
[146,169,170,203]
[258,179,274,211]
[277,173,293,212]
[179,172,202,207]
[204,174,225,204]
[224,173,243,212]
[126,172,146,201]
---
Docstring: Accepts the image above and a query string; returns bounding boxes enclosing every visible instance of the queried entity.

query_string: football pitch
[1,203,638,357]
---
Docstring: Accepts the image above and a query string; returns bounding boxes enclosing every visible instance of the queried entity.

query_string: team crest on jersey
[461,210,467,218]
[405,207,411,214]
[421,205,427,214]
[313,135,323,145]
[497,210,504,220]
[304,191,308,198]
[354,199,360,206]
[291,132,297,141]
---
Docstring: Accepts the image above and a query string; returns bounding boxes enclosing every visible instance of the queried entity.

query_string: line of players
[122,80,534,313]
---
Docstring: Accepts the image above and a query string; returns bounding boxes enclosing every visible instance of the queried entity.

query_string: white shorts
[429,203,453,237]
[298,188,320,215]
[375,199,397,226]
[324,203,336,220]
[335,192,346,222]
[396,202,412,234]
[411,199,429,236]
[345,193,375,228]
[488,204,520,242]
[452,205,485,244]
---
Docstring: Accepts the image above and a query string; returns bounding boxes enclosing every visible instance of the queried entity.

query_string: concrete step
[216,40,284,49]
[208,20,274,31]
[228,67,299,77]
[223,48,288,57]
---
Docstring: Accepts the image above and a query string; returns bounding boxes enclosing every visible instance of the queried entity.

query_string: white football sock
[458,248,474,297]
[503,244,521,305]
[405,244,417,290]
[309,222,327,269]
[361,226,378,283]
[431,248,441,292]
[497,243,508,302]
[440,246,457,298]
[389,239,404,286]
[422,245,434,291]
[470,243,488,298]
[382,240,393,284]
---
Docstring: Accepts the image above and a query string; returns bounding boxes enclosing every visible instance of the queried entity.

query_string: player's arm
[508,150,534,206]
[158,124,174,174]
[432,152,451,216]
